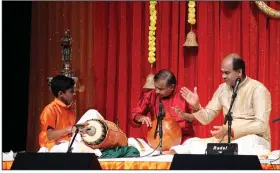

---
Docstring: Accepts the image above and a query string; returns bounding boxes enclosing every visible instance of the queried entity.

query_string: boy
[38,75,77,151]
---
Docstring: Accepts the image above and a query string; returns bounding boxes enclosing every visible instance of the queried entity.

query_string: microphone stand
[224,90,237,144]
[67,127,79,153]
[154,99,165,154]
[205,79,240,155]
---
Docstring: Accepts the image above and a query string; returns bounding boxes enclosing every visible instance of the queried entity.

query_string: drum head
[82,119,107,146]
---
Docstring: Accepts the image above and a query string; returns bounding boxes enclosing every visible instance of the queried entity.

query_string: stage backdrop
[27,1,280,151]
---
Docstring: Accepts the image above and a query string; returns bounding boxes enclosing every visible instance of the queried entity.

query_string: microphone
[233,78,241,94]
[272,117,280,123]
[159,99,165,117]
[154,98,165,140]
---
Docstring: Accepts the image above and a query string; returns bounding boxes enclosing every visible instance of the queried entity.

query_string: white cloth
[48,140,102,156]
[2,151,15,161]
[128,138,160,157]
[38,147,48,153]
[171,135,271,156]
[37,109,103,156]
[74,109,104,143]
[267,150,280,160]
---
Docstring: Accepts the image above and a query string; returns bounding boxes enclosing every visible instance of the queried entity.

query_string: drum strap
[135,138,146,152]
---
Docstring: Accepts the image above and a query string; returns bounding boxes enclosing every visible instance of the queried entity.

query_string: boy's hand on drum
[139,116,152,127]
[79,128,87,135]
[83,122,89,126]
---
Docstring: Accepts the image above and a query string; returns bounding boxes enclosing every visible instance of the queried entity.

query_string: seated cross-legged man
[170,53,271,156]
[129,69,198,155]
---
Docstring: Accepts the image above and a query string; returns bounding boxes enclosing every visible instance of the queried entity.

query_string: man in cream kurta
[171,53,272,156]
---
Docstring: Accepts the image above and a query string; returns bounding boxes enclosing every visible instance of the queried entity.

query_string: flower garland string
[188,1,196,26]
[148,0,157,68]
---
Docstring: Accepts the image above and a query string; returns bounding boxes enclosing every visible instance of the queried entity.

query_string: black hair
[232,57,246,77]
[154,69,176,86]
[50,75,75,97]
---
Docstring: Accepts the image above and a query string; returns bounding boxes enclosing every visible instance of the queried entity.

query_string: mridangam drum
[81,119,128,149]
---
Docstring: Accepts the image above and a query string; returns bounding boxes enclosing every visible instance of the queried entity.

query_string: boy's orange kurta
[39,98,76,150]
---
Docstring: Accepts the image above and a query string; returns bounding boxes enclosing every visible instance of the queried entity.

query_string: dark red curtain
[27,1,280,152]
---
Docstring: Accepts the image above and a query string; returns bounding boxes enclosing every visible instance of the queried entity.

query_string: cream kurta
[193,76,271,144]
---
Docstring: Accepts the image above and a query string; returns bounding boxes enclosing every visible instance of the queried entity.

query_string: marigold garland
[148,0,157,65]
[255,1,280,19]
[188,1,196,25]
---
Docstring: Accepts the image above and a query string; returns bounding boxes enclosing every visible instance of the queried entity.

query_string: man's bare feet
[162,150,177,155]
